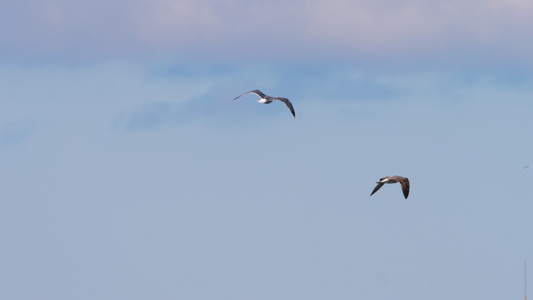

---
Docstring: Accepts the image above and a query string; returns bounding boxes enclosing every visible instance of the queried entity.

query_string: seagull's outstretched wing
[233,89,266,100]
[273,97,296,118]
[398,177,410,199]
[370,182,385,196]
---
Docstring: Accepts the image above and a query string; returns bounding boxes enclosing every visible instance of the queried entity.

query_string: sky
[1,0,533,299]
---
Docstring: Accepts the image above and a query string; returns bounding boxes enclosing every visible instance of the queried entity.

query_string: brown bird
[370,176,410,199]
[233,89,295,118]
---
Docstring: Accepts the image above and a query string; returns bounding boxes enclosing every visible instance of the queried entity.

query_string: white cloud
[130,0,218,43]
[301,0,533,59]
[1,0,533,66]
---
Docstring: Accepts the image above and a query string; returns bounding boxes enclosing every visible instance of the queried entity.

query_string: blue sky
[1,1,533,299]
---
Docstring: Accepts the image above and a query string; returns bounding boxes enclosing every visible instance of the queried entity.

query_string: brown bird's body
[370,176,410,199]
[233,89,295,118]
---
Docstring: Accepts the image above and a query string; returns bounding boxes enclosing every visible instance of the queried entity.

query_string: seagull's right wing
[273,97,296,118]
[399,178,410,199]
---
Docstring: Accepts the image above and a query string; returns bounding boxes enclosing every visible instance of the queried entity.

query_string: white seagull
[233,89,295,118]
[370,176,410,199]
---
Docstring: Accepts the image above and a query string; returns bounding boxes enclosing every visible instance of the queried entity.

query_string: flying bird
[523,164,533,169]
[233,89,295,118]
[370,176,410,199]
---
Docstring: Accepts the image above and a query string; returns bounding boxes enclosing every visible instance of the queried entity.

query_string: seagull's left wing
[370,182,385,196]
[234,89,265,100]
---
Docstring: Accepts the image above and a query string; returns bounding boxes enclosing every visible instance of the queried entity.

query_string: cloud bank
[1,0,533,66]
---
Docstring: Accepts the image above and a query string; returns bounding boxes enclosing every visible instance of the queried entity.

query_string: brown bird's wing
[233,89,266,100]
[370,182,385,196]
[272,97,295,118]
[399,177,410,199]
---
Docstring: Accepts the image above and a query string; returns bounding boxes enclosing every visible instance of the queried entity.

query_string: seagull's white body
[234,89,295,118]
